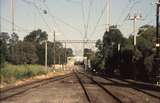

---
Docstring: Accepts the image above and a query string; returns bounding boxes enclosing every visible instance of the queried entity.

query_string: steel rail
[0,73,73,101]
[78,72,123,103]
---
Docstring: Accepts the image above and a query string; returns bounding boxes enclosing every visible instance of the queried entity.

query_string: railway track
[100,75,160,100]
[1,70,159,103]
[75,71,160,103]
[74,71,93,103]
[0,73,73,101]
[74,71,123,103]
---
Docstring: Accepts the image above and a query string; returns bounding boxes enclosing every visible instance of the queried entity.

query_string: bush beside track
[0,64,47,84]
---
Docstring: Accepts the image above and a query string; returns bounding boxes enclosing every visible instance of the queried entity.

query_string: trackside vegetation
[88,25,160,83]
[0,64,47,83]
[0,29,74,84]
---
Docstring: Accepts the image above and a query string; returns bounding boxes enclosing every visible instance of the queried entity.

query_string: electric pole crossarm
[129,14,142,46]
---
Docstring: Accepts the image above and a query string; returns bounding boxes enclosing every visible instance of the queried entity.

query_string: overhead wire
[115,1,131,25]
[80,0,86,38]
[88,0,141,40]
[85,0,94,39]
[22,0,53,33]
[119,0,143,27]
[139,1,155,26]
[0,16,32,32]
[41,0,83,37]
[56,18,83,35]
[88,0,108,40]
[41,2,65,36]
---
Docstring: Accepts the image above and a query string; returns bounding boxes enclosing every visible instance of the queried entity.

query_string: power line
[81,0,94,39]
[41,1,83,36]
[0,16,32,32]
[119,0,142,27]
[41,2,69,39]
[56,18,83,35]
[11,0,15,33]
[33,3,53,33]
[115,1,131,25]
[23,0,86,38]
[80,0,94,57]
[88,0,108,40]
[85,0,94,39]
[80,0,87,39]
[22,0,53,33]
[140,2,155,26]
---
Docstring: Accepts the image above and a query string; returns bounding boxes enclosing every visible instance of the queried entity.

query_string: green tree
[67,48,74,57]
[0,32,10,67]
[8,41,38,64]
[9,33,19,45]
[103,26,124,75]
[24,29,48,65]
[24,29,47,43]
[90,39,104,72]
[8,33,19,63]
[136,25,158,81]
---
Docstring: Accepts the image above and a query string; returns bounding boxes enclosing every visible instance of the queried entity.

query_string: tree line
[0,29,73,68]
[90,25,160,82]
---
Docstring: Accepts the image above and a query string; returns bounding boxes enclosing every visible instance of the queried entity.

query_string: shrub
[0,64,47,84]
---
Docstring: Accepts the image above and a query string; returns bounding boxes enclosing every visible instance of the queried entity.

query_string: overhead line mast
[0,0,1,33]
[107,0,111,32]
[154,0,160,81]
[11,0,15,33]
[156,0,160,58]
[53,31,56,70]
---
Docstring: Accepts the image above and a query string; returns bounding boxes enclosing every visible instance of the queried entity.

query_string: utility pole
[59,55,61,65]
[82,40,85,67]
[129,14,142,47]
[53,31,56,70]
[129,14,142,80]
[0,0,1,33]
[64,42,67,70]
[65,42,67,64]
[11,0,15,33]
[106,0,111,32]
[118,43,121,52]
[45,40,47,69]
[154,0,160,82]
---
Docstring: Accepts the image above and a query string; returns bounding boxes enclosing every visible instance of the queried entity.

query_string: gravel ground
[92,75,160,103]
[77,73,118,103]
[1,70,160,103]
[1,74,88,103]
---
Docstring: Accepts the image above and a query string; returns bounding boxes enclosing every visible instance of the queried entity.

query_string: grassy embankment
[0,64,48,84]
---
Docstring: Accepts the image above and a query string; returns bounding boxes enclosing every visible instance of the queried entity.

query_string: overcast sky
[0,0,156,55]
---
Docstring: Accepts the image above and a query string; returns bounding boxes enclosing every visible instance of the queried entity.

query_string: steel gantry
[57,40,97,44]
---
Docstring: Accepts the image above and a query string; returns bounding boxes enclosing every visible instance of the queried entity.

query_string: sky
[0,0,156,55]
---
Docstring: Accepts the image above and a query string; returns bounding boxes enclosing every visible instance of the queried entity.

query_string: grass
[0,64,48,84]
